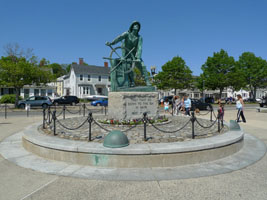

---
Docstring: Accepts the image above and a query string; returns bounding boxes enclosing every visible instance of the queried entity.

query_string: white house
[0,85,56,99]
[63,60,110,98]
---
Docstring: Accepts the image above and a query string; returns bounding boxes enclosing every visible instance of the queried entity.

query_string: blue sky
[0,0,266,75]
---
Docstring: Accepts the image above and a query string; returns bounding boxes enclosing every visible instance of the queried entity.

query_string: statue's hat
[129,21,141,33]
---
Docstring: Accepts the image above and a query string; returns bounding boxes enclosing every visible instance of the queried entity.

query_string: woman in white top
[236,94,246,123]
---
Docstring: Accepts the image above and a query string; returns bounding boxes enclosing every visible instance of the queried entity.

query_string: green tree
[133,67,151,86]
[49,63,66,78]
[66,64,71,73]
[200,49,235,98]
[237,52,267,100]
[0,56,54,107]
[153,56,193,94]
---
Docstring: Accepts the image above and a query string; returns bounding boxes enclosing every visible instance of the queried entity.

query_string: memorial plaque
[108,92,159,120]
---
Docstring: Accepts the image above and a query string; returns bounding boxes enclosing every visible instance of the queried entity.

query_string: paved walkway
[0,109,266,200]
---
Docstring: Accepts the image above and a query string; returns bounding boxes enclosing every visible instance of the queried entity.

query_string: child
[164,99,169,113]
[218,102,224,121]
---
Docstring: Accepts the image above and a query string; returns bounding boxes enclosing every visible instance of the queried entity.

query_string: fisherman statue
[104,21,153,92]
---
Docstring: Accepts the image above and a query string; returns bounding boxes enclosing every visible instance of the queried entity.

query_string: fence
[0,103,107,119]
[42,106,224,142]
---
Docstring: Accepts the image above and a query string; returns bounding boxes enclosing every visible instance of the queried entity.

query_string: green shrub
[0,94,23,104]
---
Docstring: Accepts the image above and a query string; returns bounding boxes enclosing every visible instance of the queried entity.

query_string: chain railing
[42,106,224,142]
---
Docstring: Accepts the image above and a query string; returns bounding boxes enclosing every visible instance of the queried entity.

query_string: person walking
[184,95,191,116]
[236,94,246,123]
[175,96,181,115]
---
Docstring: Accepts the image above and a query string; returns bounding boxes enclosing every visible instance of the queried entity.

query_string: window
[83,87,86,94]
[34,89,39,96]
[41,89,46,96]
[80,74,83,81]
[47,89,52,96]
[108,76,111,81]
[97,88,102,95]
[98,76,101,82]
[86,87,89,94]
[88,75,91,81]
[28,96,35,101]
[24,89,30,99]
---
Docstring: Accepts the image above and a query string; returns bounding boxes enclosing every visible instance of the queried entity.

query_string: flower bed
[98,115,168,125]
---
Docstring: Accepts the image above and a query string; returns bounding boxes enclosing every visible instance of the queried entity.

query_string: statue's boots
[145,77,151,86]
[141,65,152,86]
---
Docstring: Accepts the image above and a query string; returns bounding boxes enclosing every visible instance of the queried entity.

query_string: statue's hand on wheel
[105,42,111,46]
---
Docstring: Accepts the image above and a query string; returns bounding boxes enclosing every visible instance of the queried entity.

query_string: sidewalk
[0,110,266,200]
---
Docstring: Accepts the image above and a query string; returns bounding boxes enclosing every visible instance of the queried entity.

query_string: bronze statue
[104,21,151,91]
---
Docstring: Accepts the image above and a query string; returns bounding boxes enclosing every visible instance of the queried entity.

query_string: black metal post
[143,112,147,141]
[217,109,221,133]
[52,110,56,135]
[191,111,196,139]
[47,106,50,123]
[104,106,107,116]
[43,108,46,129]
[102,106,104,114]
[5,103,7,119]
[26,104,29,117]
[88,112,93,141]
[83,104,85,117]
[210,107,213,121]
[63,105,66,120]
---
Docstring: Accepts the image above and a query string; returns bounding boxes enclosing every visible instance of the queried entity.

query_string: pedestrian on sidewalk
[184,95,191,116]
[236,94,246,123]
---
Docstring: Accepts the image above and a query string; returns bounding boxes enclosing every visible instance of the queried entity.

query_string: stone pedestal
[108,92,159,120]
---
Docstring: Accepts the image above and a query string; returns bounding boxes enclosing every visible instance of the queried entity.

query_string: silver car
[18,96,52,109]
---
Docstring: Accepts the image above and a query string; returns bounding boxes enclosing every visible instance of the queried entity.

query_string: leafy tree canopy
[153,56,193,93]
[237,52,267,99]
[200,49,235,98]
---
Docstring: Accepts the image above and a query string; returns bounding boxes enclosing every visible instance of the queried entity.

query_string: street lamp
[150,66,156,76]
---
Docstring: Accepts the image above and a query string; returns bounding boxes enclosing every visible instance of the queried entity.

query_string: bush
[0,94,23,104]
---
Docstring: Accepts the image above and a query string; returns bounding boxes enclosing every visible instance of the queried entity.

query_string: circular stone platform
[22,121,241,168]
[0,126,265,181]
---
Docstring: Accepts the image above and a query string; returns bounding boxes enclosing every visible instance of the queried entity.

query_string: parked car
[244,98,256,103]
[158,96,174,105]
[259,97,267,107]
[18,96,52,109]
[225,97,235,104]
[205,97,215,104]
[191,99,212,110]
[91,98,108,106]
[84,95,108,102]
[53,96,79,106]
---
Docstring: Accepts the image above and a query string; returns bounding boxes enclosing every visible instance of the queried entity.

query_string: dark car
[159,96,174,105]
[53,96,79,106]
[18,96,52,109]
[225,97,235,104]
[191,99,212,110]
[259,97,267,107]
[91,98,108,106]
[205,97,215,104]
[244,98,256,103]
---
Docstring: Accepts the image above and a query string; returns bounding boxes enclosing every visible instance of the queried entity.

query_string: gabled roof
[72,64,110,75]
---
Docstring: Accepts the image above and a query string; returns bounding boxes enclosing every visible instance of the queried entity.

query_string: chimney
[79,58,84,65]
[104,61,108,67]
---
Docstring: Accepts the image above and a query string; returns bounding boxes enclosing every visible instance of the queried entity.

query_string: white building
[0,85,56,99]
[63,60,110,98]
